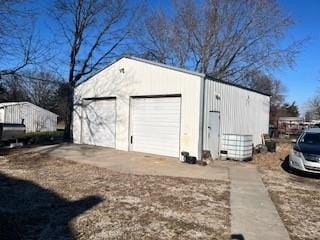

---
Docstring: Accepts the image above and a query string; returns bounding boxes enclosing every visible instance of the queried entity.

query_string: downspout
[198,74,206,160]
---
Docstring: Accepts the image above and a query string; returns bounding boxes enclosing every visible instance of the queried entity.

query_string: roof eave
[205,75,271,97]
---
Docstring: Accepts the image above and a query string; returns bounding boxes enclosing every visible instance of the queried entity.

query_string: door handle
[208,126,211,129]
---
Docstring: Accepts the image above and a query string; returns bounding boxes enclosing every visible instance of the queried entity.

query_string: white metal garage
[81,98,116,148]
[0,102,57,133]
[73,56,270,160]
[130,96,181,157]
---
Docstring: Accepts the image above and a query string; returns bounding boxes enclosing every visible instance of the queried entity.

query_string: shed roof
[304,128,320,133]
[278,117,303,121]
[0,102,29,108]
[79,55,270,97]
[0,102,58,116]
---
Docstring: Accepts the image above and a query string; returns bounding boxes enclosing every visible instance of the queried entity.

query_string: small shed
[0,102,58,133]
[73,56,270,160]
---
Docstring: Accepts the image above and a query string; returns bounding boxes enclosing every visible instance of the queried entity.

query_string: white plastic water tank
[220,134,253,161]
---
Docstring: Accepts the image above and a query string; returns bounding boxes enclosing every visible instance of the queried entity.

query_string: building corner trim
[198,76,206,160]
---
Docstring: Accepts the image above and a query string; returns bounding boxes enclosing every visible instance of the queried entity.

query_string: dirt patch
[251,142,292,170]
[0,151,230,240]
[252,143,320,240]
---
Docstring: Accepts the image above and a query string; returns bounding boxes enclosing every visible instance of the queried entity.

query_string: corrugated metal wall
[203,79,270,149]
[0,109,4,122]
[2,103,57,132]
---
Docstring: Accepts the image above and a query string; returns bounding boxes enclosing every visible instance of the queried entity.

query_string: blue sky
[5,0,320,114]
[276,0,320,112]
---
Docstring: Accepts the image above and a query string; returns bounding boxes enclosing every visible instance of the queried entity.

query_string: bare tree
[245,70,286,106]
[50,82,69,124]
[0,1,39,76]
[307,94,320,120]
[0,74,30,102]
[137,9,190,68]
[140,0,303,82]
[21,71,61,109]
[51,0,142,139]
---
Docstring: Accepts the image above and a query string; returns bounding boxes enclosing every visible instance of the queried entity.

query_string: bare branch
[51,0,144,139]
[138,0,304,83]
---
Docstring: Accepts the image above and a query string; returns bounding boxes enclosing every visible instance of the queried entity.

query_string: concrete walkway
[30,144,229,181]
[229,164,290,240]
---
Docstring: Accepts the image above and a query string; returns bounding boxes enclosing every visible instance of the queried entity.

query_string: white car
[289,128,320,174]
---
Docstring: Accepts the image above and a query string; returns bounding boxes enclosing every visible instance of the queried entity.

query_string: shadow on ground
[0,172,102,240]
[281,155,320,179]
[0,142,65,157]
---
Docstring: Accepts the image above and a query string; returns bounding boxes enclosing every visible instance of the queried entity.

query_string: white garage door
[130,97,181,157]
[81,99,116,147]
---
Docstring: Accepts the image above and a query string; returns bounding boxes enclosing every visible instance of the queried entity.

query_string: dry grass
[0,151,230,240]
[252,142,320,240]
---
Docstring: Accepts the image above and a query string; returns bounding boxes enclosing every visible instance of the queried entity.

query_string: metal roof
[278,117,303,121]
[304,128,320,133]
[205,75,270,96]
[78,55,270,97]
[0,102,58,116]
[0,102,29,108]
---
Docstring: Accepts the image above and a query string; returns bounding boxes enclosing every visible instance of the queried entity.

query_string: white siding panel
[0,109,4,122]
[1,103,57,132]
[203,79,270,149]
[131,97,181,157]
[81,99,116,147]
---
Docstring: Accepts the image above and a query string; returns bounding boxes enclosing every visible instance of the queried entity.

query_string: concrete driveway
[24,143,291,240]
[34,144,229,181]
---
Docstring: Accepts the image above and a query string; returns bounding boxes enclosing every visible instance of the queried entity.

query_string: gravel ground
[0,151,230,240]
[252,143,320,240]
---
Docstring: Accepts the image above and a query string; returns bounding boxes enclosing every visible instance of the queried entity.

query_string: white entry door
[208,111,220,159]
[130,97,181,157]
[81,99,116,147]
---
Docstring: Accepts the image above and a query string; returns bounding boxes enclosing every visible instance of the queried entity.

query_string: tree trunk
[64,82,75,141]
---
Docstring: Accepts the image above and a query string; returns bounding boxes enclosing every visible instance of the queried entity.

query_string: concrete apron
[230,165,290,240]
[31,144,229,181]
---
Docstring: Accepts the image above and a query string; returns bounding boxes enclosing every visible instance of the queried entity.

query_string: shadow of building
[0,172,102,240]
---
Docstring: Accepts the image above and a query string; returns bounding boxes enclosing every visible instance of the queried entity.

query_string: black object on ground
[265,140,276,152]
[186,156,197,164]
[181,151,189,162]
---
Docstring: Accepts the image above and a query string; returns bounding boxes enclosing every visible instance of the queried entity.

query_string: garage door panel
[131,97,181,157]
[132,140,179,148]
[81,99,116,148]
[133,124,180,130]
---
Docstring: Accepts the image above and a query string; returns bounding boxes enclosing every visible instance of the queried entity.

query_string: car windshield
[299,133,320,144]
